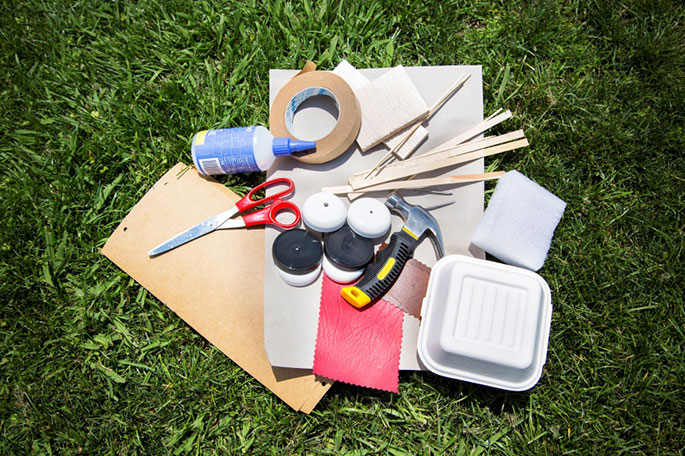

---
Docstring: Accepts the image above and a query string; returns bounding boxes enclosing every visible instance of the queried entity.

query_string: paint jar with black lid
[272,229,323,287]
[323,225,374,284]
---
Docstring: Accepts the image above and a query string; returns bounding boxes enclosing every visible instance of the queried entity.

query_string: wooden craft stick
[485,107,504,121]
[360,108,513,194]
[323,172,505,195]
[359,109,513,181]
[350,137,529,190]
[418,110,513,158]
[392,108,512,184]
[350,130,525,188]
[344,108,510,199]
[361,73,472,179]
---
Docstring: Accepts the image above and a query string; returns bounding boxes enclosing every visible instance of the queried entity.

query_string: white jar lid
[302,192,347,233]
[347,198,391,239]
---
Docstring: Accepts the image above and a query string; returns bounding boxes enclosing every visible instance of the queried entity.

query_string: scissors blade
[148,206,239,256]
[216,217,246,230]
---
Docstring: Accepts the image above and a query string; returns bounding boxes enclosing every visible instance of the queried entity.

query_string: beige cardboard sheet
[102,163,330,413]
[265,66,485,370]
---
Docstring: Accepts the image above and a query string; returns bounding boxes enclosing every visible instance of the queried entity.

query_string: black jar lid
[324,225,374,271]
[272,229,323,275]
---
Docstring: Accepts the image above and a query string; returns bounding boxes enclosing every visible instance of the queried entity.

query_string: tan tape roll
[270,69,361,164]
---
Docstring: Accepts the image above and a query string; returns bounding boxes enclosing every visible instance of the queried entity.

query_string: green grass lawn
[1,0,683,454]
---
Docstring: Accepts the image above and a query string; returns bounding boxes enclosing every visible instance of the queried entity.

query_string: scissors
[148,178,301,256]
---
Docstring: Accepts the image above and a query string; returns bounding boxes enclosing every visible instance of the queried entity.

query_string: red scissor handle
[235,178,295,212]
[241,199,301,229]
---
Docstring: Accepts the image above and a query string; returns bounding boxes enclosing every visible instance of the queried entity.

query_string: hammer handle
[341,230,420,308]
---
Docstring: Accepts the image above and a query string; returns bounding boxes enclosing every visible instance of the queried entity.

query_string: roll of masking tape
[270,65,361,164]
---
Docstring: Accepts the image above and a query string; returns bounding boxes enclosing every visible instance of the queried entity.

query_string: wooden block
[332,59,371,91]
[354,66,428,152]
[360,74,472,179]
[333,60,428,159]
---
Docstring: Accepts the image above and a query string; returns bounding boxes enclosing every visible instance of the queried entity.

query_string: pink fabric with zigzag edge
[313,274,404,392]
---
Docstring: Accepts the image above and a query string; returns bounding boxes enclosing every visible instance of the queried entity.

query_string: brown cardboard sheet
[101,163,330,413]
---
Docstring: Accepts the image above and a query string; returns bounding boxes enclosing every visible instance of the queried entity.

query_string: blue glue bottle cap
[272,137,316,157]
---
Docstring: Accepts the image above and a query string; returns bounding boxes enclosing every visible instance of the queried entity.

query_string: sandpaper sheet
[101,163,330,413]
[313,274,404,392]
[385,259,431,319]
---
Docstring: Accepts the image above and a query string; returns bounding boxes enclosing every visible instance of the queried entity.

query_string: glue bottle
[191,126,316,175]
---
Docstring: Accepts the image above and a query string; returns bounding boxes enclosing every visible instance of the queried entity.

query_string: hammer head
[385,193,445,259]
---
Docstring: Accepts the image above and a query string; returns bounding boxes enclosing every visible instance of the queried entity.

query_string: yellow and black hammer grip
[341,229,420,308]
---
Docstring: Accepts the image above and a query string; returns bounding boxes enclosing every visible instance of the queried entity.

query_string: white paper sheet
[265,65,485,370]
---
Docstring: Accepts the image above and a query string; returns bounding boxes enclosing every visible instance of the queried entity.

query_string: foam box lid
[418,255,553,391]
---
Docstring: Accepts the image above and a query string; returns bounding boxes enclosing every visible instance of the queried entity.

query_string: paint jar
[191,126,316,175]
[272,229,323,287]
[323,225,374,284]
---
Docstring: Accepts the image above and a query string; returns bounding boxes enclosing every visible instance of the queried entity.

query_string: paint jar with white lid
[323,225,374,284]
[272,229,323,287]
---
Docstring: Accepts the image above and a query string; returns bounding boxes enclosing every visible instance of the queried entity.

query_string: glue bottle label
[192,128,260,174]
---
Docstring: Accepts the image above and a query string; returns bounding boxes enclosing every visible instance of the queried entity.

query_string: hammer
[341,193,447,308]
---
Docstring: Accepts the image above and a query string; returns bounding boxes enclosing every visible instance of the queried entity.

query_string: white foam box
[418,255,552,390]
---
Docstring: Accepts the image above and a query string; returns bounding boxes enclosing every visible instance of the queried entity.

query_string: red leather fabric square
[313,274,404,392]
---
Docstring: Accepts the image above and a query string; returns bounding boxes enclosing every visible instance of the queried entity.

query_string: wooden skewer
[360,73,472,179]
[350,137,529,191]
[380,122,422,164]
[322,171,505,195]
[427,74,473,117]
[350,130,525,190]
